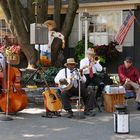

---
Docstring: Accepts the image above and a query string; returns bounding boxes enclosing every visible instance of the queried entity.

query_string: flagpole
[135,17,140,30]
[128,9,140,66]
[129,9,140,31]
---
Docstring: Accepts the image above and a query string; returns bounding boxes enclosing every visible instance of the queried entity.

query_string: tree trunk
[27,0,48,23]
[53,0,61,31]
[51,0,78,67]
[0,0,48,67]
[0,0,78,68]
[27,0,35,23]
[6,0,37,67]
[51,38,63,67]
[61,0,79,40]
[37,0,48,23]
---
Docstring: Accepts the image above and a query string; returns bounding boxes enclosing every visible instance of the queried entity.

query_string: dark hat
[125,56,133,63]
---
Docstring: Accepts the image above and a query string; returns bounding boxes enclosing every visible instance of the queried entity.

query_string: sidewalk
[0,103,140,140]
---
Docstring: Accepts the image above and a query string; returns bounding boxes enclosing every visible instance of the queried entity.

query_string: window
[87,11,122,45]
[0,19,14,45]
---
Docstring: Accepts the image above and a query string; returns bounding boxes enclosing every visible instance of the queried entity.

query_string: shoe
[66,110,74,118]
[84,110,96,117]
[137,102,140,111]
[137,107,140,111]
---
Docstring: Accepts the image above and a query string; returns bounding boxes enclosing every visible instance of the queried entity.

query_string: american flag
[115,11,135,45]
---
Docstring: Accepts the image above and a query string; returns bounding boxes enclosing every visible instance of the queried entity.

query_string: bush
[94,41,120,65]
[74,40,120,67]
[74,40,94,62]
[21,67,62,87]
[44,67,62,86]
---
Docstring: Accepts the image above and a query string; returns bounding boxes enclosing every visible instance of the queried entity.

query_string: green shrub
[74,40,94,62]
[44,67,62,86]
[21,67,62,87]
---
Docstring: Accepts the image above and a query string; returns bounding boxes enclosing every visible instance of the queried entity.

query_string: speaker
[30,23,48,44]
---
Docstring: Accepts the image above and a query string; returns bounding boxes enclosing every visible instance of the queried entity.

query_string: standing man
[118,56,140,110]
[55,58,96,118]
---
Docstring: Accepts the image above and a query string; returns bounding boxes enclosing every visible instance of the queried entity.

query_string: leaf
[74,40,94,62]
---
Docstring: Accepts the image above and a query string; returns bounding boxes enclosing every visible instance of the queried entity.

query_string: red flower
[0,45,5,53]
[9,45,21,54]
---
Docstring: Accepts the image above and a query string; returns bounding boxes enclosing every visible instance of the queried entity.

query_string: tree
[0,0,78,67]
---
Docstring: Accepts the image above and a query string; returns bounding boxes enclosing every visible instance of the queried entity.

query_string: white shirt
[54,68,86,84]
[0,53,4,68]
[35,44,50,53]
[80,57,102,75]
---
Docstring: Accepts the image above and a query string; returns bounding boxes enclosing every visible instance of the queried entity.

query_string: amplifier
[30,23,48,44]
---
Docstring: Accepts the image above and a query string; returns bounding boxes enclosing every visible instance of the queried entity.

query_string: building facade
[1,1,140,72]
[48,0,140,72]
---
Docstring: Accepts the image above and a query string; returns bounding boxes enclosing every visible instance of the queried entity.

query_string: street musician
[55,58,96,118]
[80,48,103,86]
[80,48,104,98]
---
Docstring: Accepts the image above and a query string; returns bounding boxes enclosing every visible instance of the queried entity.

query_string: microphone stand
[74,69,85,119]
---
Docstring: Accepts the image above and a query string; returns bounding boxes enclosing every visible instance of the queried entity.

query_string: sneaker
[84,110,96,117]
[66,110,74,118]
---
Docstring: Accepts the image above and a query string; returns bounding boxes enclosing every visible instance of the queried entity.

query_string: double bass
[0,65,28,113]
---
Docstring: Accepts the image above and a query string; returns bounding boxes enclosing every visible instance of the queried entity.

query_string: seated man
[118,56,140,110]
[80,48,104,98]
[55,58,96,118]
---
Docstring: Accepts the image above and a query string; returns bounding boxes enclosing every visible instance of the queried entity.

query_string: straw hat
[43,20,56,31]
[64,58,77,67]
[86,48,95,55]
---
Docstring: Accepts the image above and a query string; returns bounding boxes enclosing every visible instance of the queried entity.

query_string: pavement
[0,100,140,140]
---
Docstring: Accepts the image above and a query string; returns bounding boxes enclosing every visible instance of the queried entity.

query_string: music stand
[74,70,85,119]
